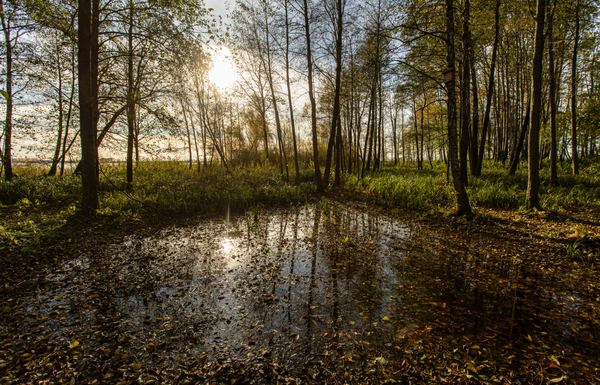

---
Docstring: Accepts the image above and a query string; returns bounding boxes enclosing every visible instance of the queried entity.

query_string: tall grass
[2,159,598,218]
[344,171,452,210]
[344,159,600,213]
[0,162,315,251]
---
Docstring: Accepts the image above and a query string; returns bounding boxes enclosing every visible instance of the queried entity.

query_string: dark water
[33,204,409,358]
[16,202,600,381]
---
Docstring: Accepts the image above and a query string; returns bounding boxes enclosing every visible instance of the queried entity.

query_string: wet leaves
[1,201,599,383]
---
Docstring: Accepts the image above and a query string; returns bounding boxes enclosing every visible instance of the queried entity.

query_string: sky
[205,0,231,19]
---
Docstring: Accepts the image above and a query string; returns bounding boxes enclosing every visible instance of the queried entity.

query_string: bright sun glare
[208,47,238,90]
[221,238,235,254]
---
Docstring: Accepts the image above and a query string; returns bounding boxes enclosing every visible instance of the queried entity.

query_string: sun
[208,47,238,90]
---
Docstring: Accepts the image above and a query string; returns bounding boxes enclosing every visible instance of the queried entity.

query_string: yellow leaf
[549,355,560,366]
[69,340,79,349]
[548,375,566,383]
[382,316,391,322]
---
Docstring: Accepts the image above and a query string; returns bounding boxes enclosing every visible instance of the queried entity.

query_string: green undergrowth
[0,162,314,255]
[343,159,600,213]
[1,159,598,256]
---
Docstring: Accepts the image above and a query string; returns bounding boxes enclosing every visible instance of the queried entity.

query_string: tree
[476,0,501,176]
[323,0,344,188]
[526,0,546,210]
[0,0,29,180]
[302,0,322,191]
[283,0,300,181]
[459,0,471,185]
[259,0,288,179]
[78,0,99,215]
[570,0,580,176]
[547,0,558,186]
[445,0,473,217]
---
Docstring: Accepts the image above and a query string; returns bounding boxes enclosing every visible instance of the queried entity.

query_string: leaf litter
[0,201,598,383]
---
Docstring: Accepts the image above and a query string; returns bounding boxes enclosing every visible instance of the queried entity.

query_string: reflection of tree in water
[319,205,390,326]
[34,203,417,371]
[21,202,600,382]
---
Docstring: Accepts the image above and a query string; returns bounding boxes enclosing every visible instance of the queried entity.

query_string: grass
[1,158,598,256]
[0,162,315,254]
[343,159,600,214]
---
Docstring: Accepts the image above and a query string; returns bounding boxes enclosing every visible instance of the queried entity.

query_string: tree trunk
[181,100,193,169]
[526,0,546,210]
[459,0,471,186]
[261,0,288,179]
[126,0,135,187]
[445,0,473,217]
[509,99,530,175]
[49,40,64,176]
[60,46,76,176]
[303,0,322,190]
[284,0,300,181]
[570,1,580,176]
[78,0,99,215]
[469,54,479,175]
[324,0,343,188]
[548,4,558,185]
[1,0,14,181]
[476,0,500,172]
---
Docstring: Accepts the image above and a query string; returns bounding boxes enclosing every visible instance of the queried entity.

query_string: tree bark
[526,0,546,210]
[49,39,64,176]
[302,0,322,190]
[181,99,193,169]
[570,1,580,175]
[261,0,288,180]
[126,0,135,186]
[459,0,471,186]
[78,0,99,215]
[445,0,473,217]
[475,0,500,176]
[548,3,558,185]
[469,53,479,175]
[60,47,76,176]
[324,0,344,188]
[509,99,530,175]
[1,0,14,180]
[284,0,300,181]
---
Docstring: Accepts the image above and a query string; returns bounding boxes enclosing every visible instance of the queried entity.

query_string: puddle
[15,201,600,380]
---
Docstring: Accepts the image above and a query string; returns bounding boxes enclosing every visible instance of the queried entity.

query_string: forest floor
[0,162,599,384]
